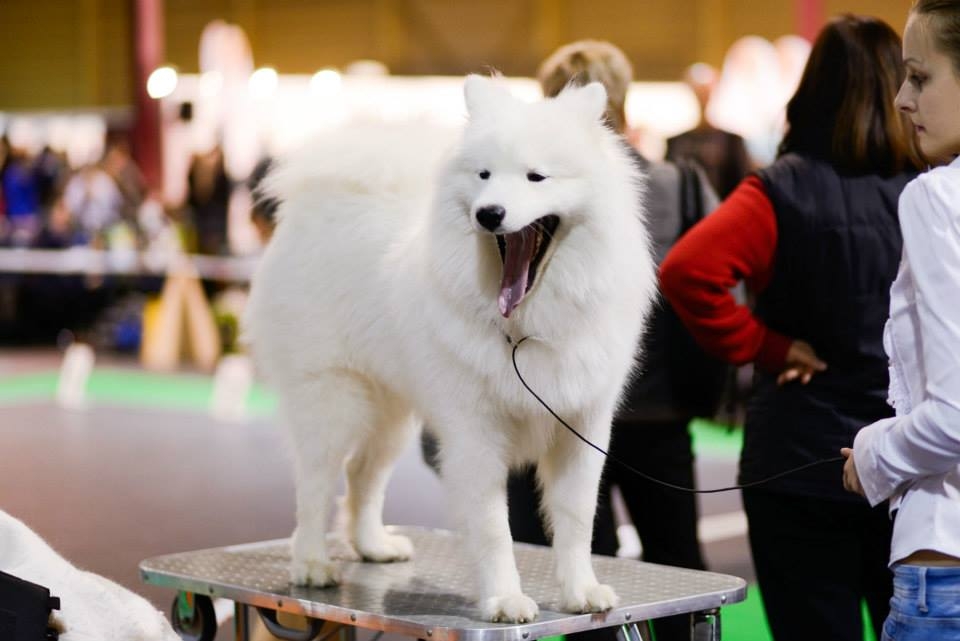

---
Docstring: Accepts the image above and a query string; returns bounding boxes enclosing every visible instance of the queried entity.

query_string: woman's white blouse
[854,156,960,565]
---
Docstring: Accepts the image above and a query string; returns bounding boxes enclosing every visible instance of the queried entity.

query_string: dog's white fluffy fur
[0,510,178,641]
[244,75,656,623]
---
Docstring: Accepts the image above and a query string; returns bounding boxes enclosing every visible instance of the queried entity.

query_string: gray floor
[0,350,754,638]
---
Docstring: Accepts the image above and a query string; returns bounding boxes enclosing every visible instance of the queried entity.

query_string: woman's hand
[841,447,865,496]
[777,340,827,385]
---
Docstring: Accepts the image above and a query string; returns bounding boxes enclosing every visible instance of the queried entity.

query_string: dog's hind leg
[538,411,620,614]
[344,393,418,562]
[282,372,375,587]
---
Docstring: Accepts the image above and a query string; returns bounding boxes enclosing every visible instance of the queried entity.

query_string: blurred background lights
[146,65,178,99]
[310,69,342,97]
[248,67,279,98]
[687,62,718,86]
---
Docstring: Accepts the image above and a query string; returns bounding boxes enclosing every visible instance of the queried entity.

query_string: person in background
[34,194,79,249]
[666,63,753,198]
[102,139,146,232]
[27,193,107,342]
[506,39,719,641]
[842,1,960,639]
[659,15,921,641]
[0,136,9,241]
[34,144,68,213]
[187,144,231,256]
[1,144,41,247]
[61,161,124,246]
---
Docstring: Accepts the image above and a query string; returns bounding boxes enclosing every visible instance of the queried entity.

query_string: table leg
[234,603,252,641]
[616,620,654,641]
[691,608,720,641]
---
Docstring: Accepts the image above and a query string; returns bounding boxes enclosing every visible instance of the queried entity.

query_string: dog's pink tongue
[498,226,537,318]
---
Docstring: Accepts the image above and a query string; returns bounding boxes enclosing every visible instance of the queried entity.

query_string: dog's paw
[290,558,340,587]
[356,532,414,563]
[481,593,539,623]
[561,583,620,613]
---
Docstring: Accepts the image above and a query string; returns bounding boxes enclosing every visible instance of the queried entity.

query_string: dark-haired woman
[659,15,922,641]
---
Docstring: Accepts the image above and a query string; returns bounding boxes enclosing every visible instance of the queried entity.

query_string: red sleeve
[659,175,792,372]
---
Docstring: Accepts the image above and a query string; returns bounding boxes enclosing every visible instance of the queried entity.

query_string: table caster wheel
[170,592,217,641]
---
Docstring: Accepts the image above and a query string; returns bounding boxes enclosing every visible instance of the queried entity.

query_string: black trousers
[742,488,893,641]
[508,418,706,641]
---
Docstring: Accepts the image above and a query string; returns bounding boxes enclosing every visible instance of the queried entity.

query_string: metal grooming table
[141,526,746,641]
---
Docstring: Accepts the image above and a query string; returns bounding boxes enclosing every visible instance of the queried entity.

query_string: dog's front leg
[539,411,619,613]
[441,432,539,623]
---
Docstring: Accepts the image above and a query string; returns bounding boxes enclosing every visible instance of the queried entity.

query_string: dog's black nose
[476,205,506,231]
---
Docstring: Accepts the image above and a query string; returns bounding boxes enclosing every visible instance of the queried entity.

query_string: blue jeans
[882,565,960,640]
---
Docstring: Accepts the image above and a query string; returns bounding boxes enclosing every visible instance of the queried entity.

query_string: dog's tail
[262,121,460,224]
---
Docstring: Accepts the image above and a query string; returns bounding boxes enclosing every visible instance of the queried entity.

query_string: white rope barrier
[0,248,258,283]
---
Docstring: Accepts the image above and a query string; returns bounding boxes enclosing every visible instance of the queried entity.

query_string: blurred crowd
[0,133,276,346]
[0,134,236,256]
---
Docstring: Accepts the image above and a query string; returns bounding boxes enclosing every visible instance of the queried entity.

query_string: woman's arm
[853,173,960,506]
[659,175,791,371]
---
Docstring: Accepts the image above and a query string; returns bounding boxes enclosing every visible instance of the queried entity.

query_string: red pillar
[131,0,165,191]
[795,0,824,42]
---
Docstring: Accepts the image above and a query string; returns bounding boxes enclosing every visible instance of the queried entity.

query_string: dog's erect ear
[557,81,608,124]
[464,74,515,118]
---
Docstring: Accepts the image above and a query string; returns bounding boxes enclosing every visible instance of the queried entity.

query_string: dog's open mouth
[495,214,560,318]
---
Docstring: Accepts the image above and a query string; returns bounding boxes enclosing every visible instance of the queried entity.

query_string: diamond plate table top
[141,526,746,641]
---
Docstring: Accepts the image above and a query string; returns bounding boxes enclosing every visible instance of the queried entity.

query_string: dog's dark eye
[478,170,491,180]
[527,172,547,182]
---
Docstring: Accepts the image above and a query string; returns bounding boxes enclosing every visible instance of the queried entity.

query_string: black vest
[741,154,915,500]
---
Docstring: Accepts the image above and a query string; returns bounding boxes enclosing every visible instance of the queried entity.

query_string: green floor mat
[0,369,741,457]
[0,368,277,416]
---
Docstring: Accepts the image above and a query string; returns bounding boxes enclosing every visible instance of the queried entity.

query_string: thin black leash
[510,336,844,494]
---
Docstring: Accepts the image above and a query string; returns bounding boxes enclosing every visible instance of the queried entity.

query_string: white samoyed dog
[244,75,656,623]
[0,510,179,641]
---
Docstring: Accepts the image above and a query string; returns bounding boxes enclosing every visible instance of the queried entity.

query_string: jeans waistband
[893,565,960,597]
